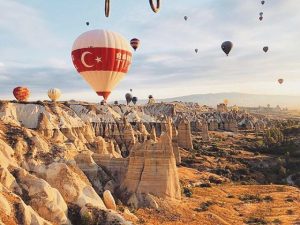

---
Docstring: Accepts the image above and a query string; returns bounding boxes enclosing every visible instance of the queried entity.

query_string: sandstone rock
[123,208,139,221]
[0,139,17,169]
[121,133,181,204]
[0,167,21,194]
[150,126,157,142]
[44,162,107,209]
[103,190,117,210]
[14,168,70,225]
[177,119,193,149]
[80,204,131,225]
[201,120,210,141]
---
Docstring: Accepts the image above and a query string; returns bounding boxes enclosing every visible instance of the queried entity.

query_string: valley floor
[136,169,300,225]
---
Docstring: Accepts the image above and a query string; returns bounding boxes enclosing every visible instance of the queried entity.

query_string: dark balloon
[263,46,269,53]
[278,79,284,84]
[125,93,133,105]
[86,22,90,26]
[130,89,133,92]
[130,38,140,51]
[132,96,138,105]
[261,1,265,5]
[148,95,153,99]
[184,16,188,21]
[221,41,233,56]
[195,49,198,53]
[259,16,263,21]
[149,0,160,13]
[259,12,263,16]
[114,101,118,105]
[100,100,105,105]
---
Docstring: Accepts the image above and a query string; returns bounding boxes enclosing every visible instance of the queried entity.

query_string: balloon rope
[149,0,160,13]
[105,0,110,17]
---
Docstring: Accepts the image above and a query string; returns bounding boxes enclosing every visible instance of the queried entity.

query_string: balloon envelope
[195,49,198,53]
[125,93,133,105]
[48,88,61,101]
[130,38,140,51]
[224,99,229,105]
[71,29,132,101]
[278,79,284,84]
[261,1,265,5]
[184,16,188,21]
[86,22,90,26]
[148,95,153,99]
[132,96,138,105]
[221,41,233,56]
[13,87,30,102]
[263,46,269,53]
[259,16,263,21]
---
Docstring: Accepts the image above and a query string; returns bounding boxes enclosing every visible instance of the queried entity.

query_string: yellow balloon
[48,88,61,101]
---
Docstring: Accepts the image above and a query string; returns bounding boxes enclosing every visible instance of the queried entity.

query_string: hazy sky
[0,0,300,102]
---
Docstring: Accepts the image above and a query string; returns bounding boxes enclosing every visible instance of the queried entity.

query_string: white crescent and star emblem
[81,51,103,68]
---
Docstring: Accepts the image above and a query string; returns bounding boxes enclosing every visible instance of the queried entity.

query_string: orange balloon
[13,87,30,101]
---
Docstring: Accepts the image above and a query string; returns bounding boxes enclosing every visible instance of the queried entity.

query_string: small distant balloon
[221,41,233,56]
[224,99,229,105]
[148,95,153,99]
[184,16,188,21]
[259,16,263,21]
[195,49,198,53]
[48,88,61,102]
[263,46,269,53]
[259,12,263,16]
[261,0,265,5]
[130,89,133,92]
[114,101,119,105]
[13,87,30,102]
[86,22,90,26]
[278,79,284,84]
[132,96,138,105]
[125,93,133,105]
[130,38,140,51]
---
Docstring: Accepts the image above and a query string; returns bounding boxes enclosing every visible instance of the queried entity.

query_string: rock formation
[177,119,193,149]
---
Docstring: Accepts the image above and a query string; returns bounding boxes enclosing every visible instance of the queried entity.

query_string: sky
[0,0,300,102]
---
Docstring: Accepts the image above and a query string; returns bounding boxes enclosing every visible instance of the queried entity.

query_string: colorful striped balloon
[130,38,140,51]
[48,88,61,101]
[13,87,30,102]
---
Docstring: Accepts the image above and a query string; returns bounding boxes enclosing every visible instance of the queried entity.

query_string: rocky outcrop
[201,120,210,141]
[42,162,107,210]
[103,190,117,210]
[13,168,70,225]
[121,133,181,204]
[177,119,193,150]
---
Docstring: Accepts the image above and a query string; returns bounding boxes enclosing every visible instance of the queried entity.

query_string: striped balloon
[48,88,61,101]
[72,29,132,101]
[130,38,140,51]
[13,87,30,102]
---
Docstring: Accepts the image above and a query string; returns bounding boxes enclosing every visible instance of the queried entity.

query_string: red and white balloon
[71,29,132,101]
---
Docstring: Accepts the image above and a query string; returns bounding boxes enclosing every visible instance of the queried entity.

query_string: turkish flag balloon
[13,87,30,102]
[71,29,132,100]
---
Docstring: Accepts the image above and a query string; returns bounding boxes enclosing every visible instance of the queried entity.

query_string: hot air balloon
[114,100,119,105]
[259,12,263,16]
[149,0,160,13]
[132,96,138,105]
[278,79,284,84]
[184,16,188,21]
[125,93,133,105]
[13,87,30,102]
[71,30,132,101]
[259,16,263,21]
[195,49,198,53]
[48,88,61,102]
[86,22,90,26]
[221,41,233,56]
[261,1,265,5]
[100,100,105,105]
[130,38,140,51]
[130,89,133,92]
[148,95,153,99]
[263,46,269,53]
[224,99,229,105]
